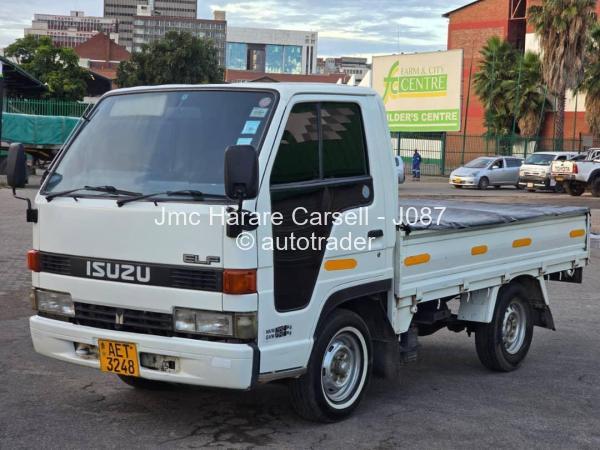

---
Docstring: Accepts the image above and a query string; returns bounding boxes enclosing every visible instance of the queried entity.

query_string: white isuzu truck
[6,84,591,422]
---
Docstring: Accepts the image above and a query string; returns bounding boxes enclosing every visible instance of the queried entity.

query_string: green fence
[3,98,91,118]
[393,132,595,176]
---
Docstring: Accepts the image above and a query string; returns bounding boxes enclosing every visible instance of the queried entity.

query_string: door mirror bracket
[224,145,259,238]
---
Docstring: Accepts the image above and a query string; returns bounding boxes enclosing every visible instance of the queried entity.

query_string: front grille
[74,303,173,337]
[170,268,221,291]
[40,253,71,275]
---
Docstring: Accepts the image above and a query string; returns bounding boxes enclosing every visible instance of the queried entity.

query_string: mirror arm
[12,188,38,223]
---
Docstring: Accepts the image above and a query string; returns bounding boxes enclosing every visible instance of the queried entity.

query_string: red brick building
[74,32,131,93]
[445,0,600,141]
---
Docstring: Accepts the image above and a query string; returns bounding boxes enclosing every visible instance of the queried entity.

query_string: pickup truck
[551,148,600,196]
[5,84,591,422]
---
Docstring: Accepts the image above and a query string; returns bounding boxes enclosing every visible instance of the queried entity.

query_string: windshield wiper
[116,190,224,207]
[45,185,143,202]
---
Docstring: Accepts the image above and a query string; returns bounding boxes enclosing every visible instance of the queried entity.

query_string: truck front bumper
[30,315,256,389]
[518,175,551,189]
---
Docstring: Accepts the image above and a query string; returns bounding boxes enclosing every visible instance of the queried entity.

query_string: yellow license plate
[98,339,140,377]
[555,176,564,182]
[453,178,463,183]
[527,182,534,188]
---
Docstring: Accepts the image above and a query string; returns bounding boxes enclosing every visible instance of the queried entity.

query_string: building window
[283,45,302,74]
[265,45,284,73]
[226,42,247,70]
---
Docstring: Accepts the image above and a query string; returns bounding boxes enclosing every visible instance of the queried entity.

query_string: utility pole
[461,51,474,165]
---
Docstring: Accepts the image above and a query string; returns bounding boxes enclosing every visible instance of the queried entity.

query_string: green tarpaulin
[1,112,80,146]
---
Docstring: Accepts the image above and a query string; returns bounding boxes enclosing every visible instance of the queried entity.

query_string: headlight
[33,289,75,317]
[173,308,257,339]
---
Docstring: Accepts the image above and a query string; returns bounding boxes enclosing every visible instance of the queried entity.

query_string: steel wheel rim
[321,330,363,404]
[502,301,526,354]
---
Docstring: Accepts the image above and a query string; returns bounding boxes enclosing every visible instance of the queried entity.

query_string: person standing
[412,149,422,181]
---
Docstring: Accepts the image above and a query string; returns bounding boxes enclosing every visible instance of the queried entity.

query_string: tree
[583,24,600,138]
[528,0,597,144]
[474,36,518,136]
[117,31,223,87]
[5,35,90,101]
[506,51,550,137]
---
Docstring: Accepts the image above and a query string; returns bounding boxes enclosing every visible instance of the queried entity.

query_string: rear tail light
[572,163,578,174]
[223,269,257,295]
[27,250,40,272]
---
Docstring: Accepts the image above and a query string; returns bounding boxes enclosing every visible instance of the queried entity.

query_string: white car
[395,155,405,184]
[518,151,579,192]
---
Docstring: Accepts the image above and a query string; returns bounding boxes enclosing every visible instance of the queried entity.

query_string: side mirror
[6,143,37,223]
[224,145,259,238]
[224,145,258,203]
[6,143,27,189]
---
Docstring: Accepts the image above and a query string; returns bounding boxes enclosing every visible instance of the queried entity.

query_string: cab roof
[105,82,378,100]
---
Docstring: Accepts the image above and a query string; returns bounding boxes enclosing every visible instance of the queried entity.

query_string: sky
[0,0,467,57]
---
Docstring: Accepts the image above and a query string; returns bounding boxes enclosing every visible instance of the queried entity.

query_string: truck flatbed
[398,198,589,231]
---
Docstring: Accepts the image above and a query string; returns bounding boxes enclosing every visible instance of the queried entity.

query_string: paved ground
[1,179,599,449]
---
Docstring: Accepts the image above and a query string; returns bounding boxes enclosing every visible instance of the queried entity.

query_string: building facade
[132,10,226,66]
[445,0,600,141]
[25,11,119,48]
[226,27,318,75]
[317,56,370,82]
[104,0,197,51]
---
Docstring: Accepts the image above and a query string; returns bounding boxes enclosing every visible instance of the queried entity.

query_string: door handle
[367,229,384,239]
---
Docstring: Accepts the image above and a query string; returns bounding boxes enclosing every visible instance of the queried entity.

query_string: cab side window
[506,158,522,167]
[492,159,504,169]
[270,103,319,184]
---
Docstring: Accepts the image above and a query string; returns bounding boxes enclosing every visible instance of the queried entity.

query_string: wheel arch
[501,275,555,330]
[312,279,398,378]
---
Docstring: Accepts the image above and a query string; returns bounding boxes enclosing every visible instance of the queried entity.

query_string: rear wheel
[475,284,533,372]
[565,182,585,196]
[289,309,372,422]
[554,182,565,193]
[477,177,489,190]
[591,177,600,197]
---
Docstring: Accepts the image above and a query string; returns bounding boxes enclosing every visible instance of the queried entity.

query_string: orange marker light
[27,250,41,272]
[223,269,257,295]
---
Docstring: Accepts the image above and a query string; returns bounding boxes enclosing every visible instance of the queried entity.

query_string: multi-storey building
[226,27,318,75]
[132,9,226,66]
[104,0,197,51]
[317,56,370,82]
[25,11,119,48]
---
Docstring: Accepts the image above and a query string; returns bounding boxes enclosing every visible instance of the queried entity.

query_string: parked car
[551,148,600,196]
[449,156,523,189]
[518,151,579,192]
[395,155,405,184]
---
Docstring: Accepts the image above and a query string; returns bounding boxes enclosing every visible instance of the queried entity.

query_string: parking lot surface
[1,180,599,449]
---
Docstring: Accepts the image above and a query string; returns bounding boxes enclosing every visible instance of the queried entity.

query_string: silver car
[449,156,523,189]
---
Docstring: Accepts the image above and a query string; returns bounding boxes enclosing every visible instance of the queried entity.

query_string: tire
[475,284,533,372]
[591,177,600,197]
[289,309,372,422]
[118,375,174,390]
[554,182,565,194]
[564,182,585,196]
[477,177,489,190]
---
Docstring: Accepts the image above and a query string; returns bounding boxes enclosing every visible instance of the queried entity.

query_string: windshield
[43,90,276,197]
[524,154,555,166]
[464,158,492,169]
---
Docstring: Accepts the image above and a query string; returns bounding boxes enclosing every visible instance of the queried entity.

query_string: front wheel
[477,177,490,190]
[591,177,600,197]
[475,284,533,372]
[289,309,372,422]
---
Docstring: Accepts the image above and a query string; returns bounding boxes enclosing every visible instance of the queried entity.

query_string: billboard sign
[372,50,463,132]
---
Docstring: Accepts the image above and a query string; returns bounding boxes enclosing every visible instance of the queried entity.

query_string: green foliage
[474,37,548,137]
[4,35,90,101]
[116,31,223,87]
[583,24,600,137]
[528,0,597,141]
